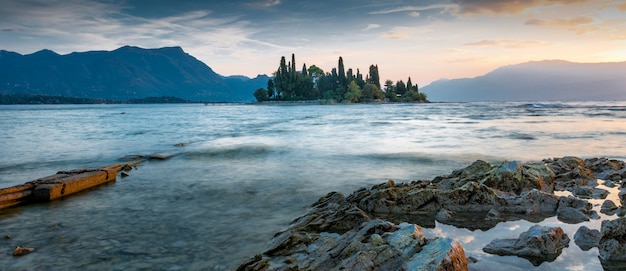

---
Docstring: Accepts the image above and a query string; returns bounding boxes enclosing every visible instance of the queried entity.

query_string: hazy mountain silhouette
[0,46,268,102]
[421,60,626,102]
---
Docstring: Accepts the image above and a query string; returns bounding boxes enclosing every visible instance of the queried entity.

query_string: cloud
[464,39,551,48]
[619,2,626,11]
[409,11,421,17]
[363,24,381,31]
[381,26,432,40]
[369,4,455,15]
[452,0,589,14]
[249,0,281,8]
[525,16,594,27]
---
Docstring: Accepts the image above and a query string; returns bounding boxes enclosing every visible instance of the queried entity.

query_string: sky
[1,0,626,86]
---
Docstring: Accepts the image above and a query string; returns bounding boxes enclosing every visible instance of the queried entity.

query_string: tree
[338,57,347,91]
[344,80,362,103]
[253,88,269,102]
[368,65,380,89]
[267,79,275,99]
[362,83,384,101]
[396,80,407,96]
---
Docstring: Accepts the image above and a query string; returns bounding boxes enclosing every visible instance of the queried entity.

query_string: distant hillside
[0,46,268,102]
[421,60,626,102]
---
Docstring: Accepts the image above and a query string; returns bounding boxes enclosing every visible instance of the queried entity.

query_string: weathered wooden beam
[0,160,142,210]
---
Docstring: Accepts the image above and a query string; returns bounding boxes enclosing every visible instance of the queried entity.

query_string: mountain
[0,46,267,102]
[421,60,626,102]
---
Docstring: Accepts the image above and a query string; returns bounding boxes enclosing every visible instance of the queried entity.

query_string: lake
[1,102,626,270]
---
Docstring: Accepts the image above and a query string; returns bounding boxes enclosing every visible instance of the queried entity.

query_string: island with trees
[253,54,427,103]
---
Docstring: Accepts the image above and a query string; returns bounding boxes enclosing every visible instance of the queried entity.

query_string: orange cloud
[525,16,594,26]
[464,39,551,48]
[453,0,589,14]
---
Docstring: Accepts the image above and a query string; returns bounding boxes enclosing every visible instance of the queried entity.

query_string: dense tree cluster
[254,54,427,103]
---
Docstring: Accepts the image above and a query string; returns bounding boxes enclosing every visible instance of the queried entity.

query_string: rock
[619,188,626,207]
[436,209,454,221]
[481,161,555,195]
[238,220,469,271]
[13,246,35,256]
[557,207,589,224]
[585,158,625,179]
[547,157,597,191]
[405,238,468,271]
[573,226,601,251]
[601,200,619,215]
[598,217,626,261]
[482,225,570,266]
[288,192,370,234]
[592,188,610,199]
[557,196,598,222]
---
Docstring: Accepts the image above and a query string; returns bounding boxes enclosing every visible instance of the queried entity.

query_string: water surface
[1,102,626,270]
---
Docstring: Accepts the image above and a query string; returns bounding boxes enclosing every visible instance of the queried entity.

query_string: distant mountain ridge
[0,46,269,102]
[421,60,626,102]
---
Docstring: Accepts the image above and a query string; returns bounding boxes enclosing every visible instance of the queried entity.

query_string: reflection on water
[1,102,626,270]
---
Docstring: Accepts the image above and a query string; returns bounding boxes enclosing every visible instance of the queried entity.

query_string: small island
[254,54,428,104]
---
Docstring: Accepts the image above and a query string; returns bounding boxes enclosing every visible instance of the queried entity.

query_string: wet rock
[481,161,555,194]
[598,217,626,261]
[482,225,570,266]
[239,220,468,271]
[586,158,625,179]
[557,207,589,224]
[557,196,597,222]
[547,157,597,191]
[601,200,619,215]
[13,246,35,256]
[573,226,601,251]
[619,188,626,207]
[592,188,610,199]
[288,191,370,234]
[405,238,468,271]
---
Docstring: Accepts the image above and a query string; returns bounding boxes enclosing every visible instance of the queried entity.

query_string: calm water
[1,102,626,270]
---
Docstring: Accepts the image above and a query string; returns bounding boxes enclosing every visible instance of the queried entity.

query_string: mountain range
[0,46,269,102]
[421,60,626,102]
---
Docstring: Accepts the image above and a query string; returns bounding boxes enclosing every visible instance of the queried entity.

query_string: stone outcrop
[239,157,626,269]
[482,225,570,266]
[598,217,626,261]
[238,192,468,271]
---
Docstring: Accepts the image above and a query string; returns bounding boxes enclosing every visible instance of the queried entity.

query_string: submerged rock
[13,246,35,256]
[574,226,601,251]
[482,225,570,266]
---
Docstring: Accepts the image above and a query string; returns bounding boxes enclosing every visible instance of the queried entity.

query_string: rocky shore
[238,157,626,271]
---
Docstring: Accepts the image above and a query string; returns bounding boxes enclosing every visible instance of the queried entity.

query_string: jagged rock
[547,157,597,191]
[432,160,492,190]
[482,225,570,266]
[481,161,555,194]
[238,220,468,271]
[288,192,370,234]
[573,226,601,251]
[601,200,619,215]
[599,217,626,261]
[405,238,468,271]
[586,158,625,179]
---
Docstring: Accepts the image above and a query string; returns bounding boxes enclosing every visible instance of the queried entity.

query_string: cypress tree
[338,57,346,89]
[407,77,413,91]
